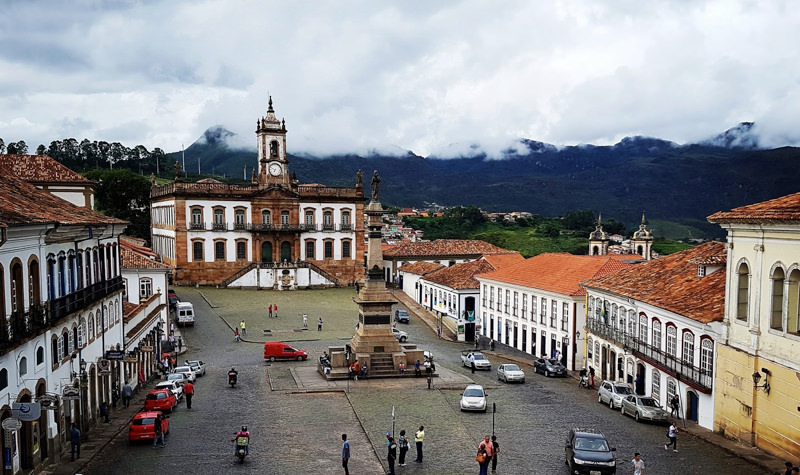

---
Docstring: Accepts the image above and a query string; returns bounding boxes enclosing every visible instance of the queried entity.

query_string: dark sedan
[533,357,567,377]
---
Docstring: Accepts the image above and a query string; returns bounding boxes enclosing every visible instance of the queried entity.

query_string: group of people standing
[267,303,278,318]
[341,426,425,475]
[476,434,500,475]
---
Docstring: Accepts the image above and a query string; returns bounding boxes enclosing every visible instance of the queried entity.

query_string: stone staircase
[368,353,396,377]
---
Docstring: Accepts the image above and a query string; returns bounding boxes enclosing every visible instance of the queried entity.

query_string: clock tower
[255,96,290,187]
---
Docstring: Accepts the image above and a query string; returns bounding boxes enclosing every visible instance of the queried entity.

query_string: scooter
[235,437,249,463]
[578,375,589,388]
[228,371,238,388]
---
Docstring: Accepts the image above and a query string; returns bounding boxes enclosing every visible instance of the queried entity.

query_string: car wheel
[545,370,550,377]
[400,336,407,342]
[297,356,303,361]
[609,399,614,409]
[621,405,625,415]
[598,394,603,404]
[635,412,641,422]
[269,356,276,362]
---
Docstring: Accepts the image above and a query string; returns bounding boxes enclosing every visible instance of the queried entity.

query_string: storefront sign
[35,394,59,410]
[123,356,139,363]
[62,386,80,400]
[98,359,111,374]
[1,418,21,431]
[105,350,125,360]
[141,345,154,352]
[12,403,41,422]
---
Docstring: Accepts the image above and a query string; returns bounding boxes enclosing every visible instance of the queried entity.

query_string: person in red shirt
[183,381,195,409]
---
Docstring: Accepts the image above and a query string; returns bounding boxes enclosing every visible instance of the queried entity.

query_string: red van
[263,341,308,362]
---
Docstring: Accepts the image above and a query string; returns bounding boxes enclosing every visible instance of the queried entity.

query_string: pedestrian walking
[69,423,81,461]
[387,434,397,475]
[233,327,240,342]
[341,433,350,475]
[274,304,278,317]
[665,421,678,452]
[785,462,796,475]
[670,394,680,418]
[414,425,425,463]
[269,304,273,318]
[240,320,246,336]
[121,381,132,408]
[170,322,175,333]
[477,435,494,475]
[177,336,182,352]
[475,335,479,350]
[168,332,175,348]
[99,401,110,423]
[303,313,308,328]
[490,338,495,351]
[153,413,166,448]
[632,452,646,475]
[398,429,409,466]
[490,435,499,473]
[589,366,595,388]
[318,317,323,331]
[184,380,194,409]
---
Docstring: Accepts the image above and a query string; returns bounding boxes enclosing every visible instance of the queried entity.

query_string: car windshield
[146,393,165,400]
[574,437,610,452]
[546,359,561,366]
[614,385,633,395]
[167,375,183,381]
[133,417,156,426]
[639,398,660,407]
[174,366,191,373]
[504,364,520,371]
[473,355,486,361]
[464,388,485,397]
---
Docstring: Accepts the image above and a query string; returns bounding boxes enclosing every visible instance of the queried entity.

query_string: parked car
[129,411,170,443]
[533,358,566,377]
[155,380,184,401]
[597,380,634,409]
[564,428,617,475]
[263,341,309,361]
[461,351,491,370]
[168,289,179,309]
[459,384,488,412]
[172,365,196,383]
[166,373,187,386]
[185,360,206,377]
[392,328,408,342]
[395,309,410,324]
[620,395,669,423]
[144,389,177,413]
[497,363,525,383]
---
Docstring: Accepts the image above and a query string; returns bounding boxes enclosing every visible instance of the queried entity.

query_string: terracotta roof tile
[0,171,124,226]
[120,241,171,270]
[707,191,800,223]
[0,154,91,184]
[424,252,525,290]
[383,239,514,258]
[477,253,635,296]
[123,301,141,320]
[482,252,526,269]
[582,242,726,323]
[398,261,445,275]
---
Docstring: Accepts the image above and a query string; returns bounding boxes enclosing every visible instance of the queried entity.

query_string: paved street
[85,288,767,474]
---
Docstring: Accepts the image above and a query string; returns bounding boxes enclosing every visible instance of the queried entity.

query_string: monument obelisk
[348,170,403,355]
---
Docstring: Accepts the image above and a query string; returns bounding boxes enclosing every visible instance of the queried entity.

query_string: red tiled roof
[398,261,445,275]
[482,252,526,269]
[582,242,726,323]
[424,252,525,290]
[383,239,514,258]
[120,243,170,270]
[0,154,91,184]
[123,301,141,319]
[707,191,800,223]
[477,253,634,296]
[0,171,125,226]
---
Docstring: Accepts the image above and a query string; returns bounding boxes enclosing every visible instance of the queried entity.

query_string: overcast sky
[1,0,799,158]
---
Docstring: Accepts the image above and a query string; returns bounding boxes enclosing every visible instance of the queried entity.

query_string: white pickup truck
[461,350,491,370]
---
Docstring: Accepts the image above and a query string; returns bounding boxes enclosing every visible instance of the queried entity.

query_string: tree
[84,169,151,240]
[0,138,5,153]
[6,140,28,154]
[562,209,595,233]
[36,144,46,155]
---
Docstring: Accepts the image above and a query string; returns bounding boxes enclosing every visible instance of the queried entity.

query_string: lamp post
[79,358,88,440]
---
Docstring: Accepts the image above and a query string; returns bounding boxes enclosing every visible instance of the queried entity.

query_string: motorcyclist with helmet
[232,425,250,456]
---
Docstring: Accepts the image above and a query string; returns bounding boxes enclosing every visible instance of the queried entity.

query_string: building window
[651,369,661,402]
[341,211,351,229]
[682,331,695,365]
[213,209,225,230]
[262,210,271,225]
[36,346,44,365]
[629,310,636,336]
[78,318,85,347]
[594,342,600,365]
[504,290,510,313]
[736,261,750,321]
[215,241,226,260]
[236,241,247,260]
[305,210,314,227]
[611,305,618,328]
[191,208,203,229]
[540,297,547,324]
[667,379,677,405]
[122,278,128,301]
[770,267,785,330]
[789,269,800,334]
[342,240,351,258]
[652,320,662,350]
[497,288,502,312]
[697,265,706,277]
[324,241,333,259]
[639,314,648,344]
[140,278,152,299]
[700,338,714,378]
[587,337,593,361]
[561,303,569,331]
[488,286,494,310]
[0,369,7,391]
[234,209,245,229]
[19,357,27,377]
[531,296,537,320]
[61,332,68,359]
[666,326,677,357]
[88,315,95,341]
[512,292,518,316]
[281,211,290,226]
[51,337,58,366]
[306,241,315,259]
[550,300,557,328]
[323,211,333,230]
[193,241,204,261]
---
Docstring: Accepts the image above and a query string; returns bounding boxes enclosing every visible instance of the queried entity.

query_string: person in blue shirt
[341,433,350,475]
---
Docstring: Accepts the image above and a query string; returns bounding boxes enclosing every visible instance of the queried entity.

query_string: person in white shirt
[632,452,645,474]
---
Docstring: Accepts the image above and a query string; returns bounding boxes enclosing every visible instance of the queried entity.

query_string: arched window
[667,378,677,402]
[51,336,59,366]
[29,258,40,305]
[115,301,120,323]
[191,208,203,229]
[19,357,28,376]
[262,210,271,225]
[651,369,661,402]
[652,319,662,350]
[789,268,800,335]
[215,241,226,260]
[736,262,750,321]
[666,325,677,357]
[342,240,351,259]
[771,267,785,330]
[611,304,618,328]
[270,140,279,157]
[587,337,593,361]
[36,346,44,366]
[88,314,95,340]
[78,318,85,348]
[71,325,77,353]
[103,306,108,331]
[341,210,351,228]
[639,314,648,344]
[682,331,695,365]
[60,331,69,359]
[10,261,24,313]
[305,210,314,227]
[0,369,7,390]
[323,210,333,229]
[234,209,245,229]
[619,308,626,332]
[236,241,247,260]
[700,338,714,378]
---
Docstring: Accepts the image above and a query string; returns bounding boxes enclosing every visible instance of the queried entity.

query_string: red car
[143,389,177,413]
[128,411,170,443]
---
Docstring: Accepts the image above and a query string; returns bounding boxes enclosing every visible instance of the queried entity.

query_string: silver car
[597,380,633,409]
[497,364,525,383]
[620,395,669,422]
[459,384,487,412]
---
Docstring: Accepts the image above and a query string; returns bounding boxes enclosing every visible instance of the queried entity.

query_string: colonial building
[0,154,95,209]
[707,192,800,460]
[589,213,654,260]
[149,97,365,288]
[582,242,727,429]
[476,253,634,371]
[0,159,126,473]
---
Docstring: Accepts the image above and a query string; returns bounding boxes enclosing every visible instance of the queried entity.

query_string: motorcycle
[578,375,589,388]
[235,436,249,463]
[228,371,238,388]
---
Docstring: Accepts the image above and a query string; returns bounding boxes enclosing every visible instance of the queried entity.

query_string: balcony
[587,319,712,393]
[0,305,51,352]
[49,276,124,322]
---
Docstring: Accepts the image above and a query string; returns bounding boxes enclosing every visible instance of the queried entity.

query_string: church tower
[588,214,610,256]
[255,96,290,187]
[632,212,653,260]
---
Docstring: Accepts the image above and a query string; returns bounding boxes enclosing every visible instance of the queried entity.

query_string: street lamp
[752,368,771,394]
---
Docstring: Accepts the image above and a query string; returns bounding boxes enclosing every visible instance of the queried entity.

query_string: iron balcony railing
[587,319,712,393]
[1,305,51,352]
[49,276,123,322]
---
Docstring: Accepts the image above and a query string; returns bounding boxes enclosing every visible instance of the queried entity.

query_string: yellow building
[707,192,800,461]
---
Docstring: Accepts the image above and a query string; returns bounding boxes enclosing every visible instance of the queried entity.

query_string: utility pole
[181,145,185,177]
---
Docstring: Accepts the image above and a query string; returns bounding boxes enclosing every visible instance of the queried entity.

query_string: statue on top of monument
[371,170,381,201]
[356,169,363,186]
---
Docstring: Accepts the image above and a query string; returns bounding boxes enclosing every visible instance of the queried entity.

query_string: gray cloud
[1,0,799,158]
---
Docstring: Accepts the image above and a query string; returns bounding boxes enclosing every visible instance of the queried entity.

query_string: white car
[155,380,184,401]
[461,351,491,370]
[392,328,408,342]
[497,364,525,383]
[460,384,488,412]
[166,373,187,386]
[172,366,196,383]
[185,360,206,377]
[597,380,634,409]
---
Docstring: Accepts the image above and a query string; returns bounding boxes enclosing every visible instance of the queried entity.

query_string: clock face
[269,163,282,176]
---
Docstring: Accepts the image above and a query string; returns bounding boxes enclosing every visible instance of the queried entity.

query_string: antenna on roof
[181,145,186,177]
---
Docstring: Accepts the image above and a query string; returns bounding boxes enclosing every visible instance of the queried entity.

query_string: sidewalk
[391,289,457,341]
[479,340,787,475]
